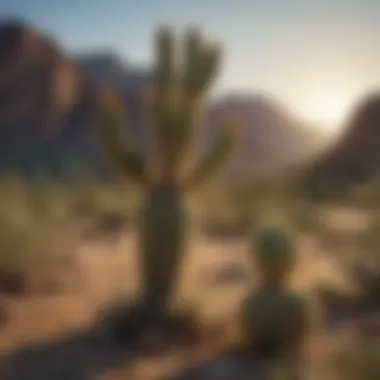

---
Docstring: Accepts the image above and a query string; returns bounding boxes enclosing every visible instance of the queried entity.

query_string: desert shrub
[344,214,380,309]
[195,179,286,234]
[67,181,138,225]
[0,218,56,272]
[0,176,67,293]
[348,257,380,308]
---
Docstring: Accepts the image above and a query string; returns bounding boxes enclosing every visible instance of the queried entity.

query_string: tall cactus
[98,25,237,316]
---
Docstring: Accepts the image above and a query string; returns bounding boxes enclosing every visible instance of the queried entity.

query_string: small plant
[0,188,64,294]
[342,214,380,311]
[98,25,238,327]
[253,228,296,283]
[236,227,310,374]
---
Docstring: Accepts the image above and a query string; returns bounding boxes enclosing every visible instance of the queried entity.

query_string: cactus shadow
[0,327,131,380]
[166,350,304,380]
[167,353,251,380]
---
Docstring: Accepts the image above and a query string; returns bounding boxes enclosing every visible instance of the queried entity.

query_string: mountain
[0,19,154,178]
[0,19,328,183]
[76,51,152,92]
[306,91,380,187]
[0,19,107,177]
[201,94,328,184]
[75,51,152,148]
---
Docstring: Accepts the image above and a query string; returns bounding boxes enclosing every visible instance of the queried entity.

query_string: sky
[1,0,380,132]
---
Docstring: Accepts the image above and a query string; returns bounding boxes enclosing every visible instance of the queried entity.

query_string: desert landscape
[0,2,379,379]
[0,174,378,380]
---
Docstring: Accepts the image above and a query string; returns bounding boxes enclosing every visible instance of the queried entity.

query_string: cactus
[98,26,237,316]
[236,227,309,361]
[240,286,308,349]
[253,227,296,283]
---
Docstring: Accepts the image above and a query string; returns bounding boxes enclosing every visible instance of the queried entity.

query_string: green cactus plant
[236,227,309,362]
[98,25,238,318]
[253,227,296,284]
[240,286,308,349]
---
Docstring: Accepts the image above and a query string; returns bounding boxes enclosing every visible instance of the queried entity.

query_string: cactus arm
[147,27,223,184]
[149,25,176,155]
[148,25,179,182]
[190,43,220,96]
[154,24,176,93]
[182,28,221,100]
[98,101,146,183]
[183,119,238,192]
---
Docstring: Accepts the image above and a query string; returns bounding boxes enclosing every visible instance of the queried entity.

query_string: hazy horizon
[1,0,379,132]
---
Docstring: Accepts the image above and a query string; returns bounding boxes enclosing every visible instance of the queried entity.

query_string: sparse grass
[0,175,138,294]
[0,178,66,293]
[67,180,139,219]
[0,174,379,379]
[344,216,380,309]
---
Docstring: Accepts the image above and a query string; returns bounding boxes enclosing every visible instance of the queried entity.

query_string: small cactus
[240,286,308,350]
[237,227,309,361]
[253,227,296,283]
[98,25,238,318]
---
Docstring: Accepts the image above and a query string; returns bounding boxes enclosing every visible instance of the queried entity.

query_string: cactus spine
[98,25,237,315]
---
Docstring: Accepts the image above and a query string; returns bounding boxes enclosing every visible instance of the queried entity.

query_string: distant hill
[306,91,380,188]
[0,18,329,182]
[201,94,328,184]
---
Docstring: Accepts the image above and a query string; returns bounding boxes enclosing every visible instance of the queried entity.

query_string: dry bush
[324,209,380,312]
[66,181,139,230]
[0,176,72,293]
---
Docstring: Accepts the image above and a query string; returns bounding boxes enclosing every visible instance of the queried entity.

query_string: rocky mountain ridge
[0,19,327,183]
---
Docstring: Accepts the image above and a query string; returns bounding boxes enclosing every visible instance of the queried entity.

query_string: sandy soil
[0,221,369,380]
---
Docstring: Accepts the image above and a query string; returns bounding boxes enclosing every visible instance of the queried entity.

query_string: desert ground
[0,185,378,380]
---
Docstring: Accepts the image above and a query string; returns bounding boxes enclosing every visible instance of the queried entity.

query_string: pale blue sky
[1,0,379,129]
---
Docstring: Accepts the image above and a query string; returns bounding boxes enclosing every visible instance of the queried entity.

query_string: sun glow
[314,94,349,127]
[291,90,352,133]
